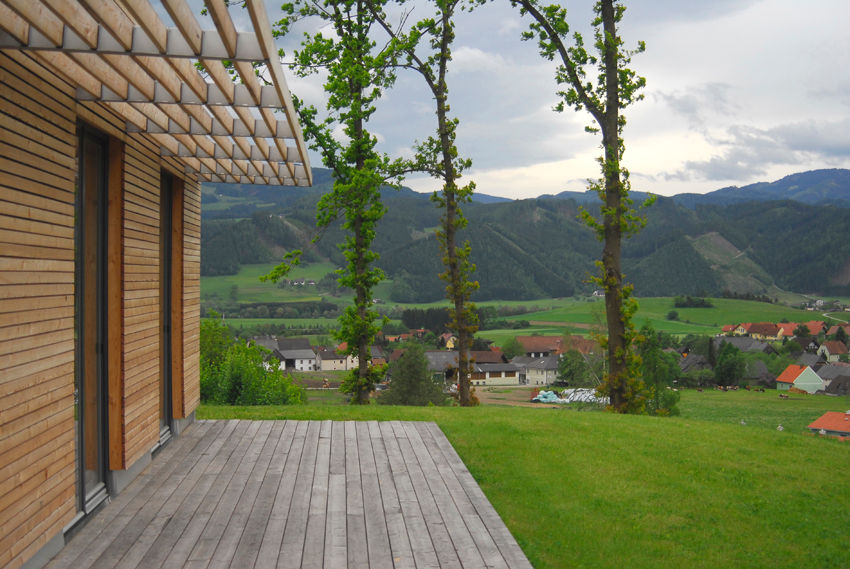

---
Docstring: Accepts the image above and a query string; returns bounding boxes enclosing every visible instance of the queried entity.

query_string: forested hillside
[201,168,850,300]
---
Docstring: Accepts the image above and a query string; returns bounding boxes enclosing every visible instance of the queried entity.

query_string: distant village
[252,317,850,394]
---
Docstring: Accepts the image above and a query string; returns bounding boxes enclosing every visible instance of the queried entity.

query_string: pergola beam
[0,0,311,187]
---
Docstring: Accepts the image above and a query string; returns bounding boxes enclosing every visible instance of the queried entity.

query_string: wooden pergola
[0,0,311,186]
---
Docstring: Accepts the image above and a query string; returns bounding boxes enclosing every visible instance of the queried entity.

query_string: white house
[776,364,823,394]
[470,363,521,387]
[512,356,559,385]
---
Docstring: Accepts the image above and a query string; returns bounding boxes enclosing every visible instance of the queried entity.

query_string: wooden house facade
[0,2,309,567]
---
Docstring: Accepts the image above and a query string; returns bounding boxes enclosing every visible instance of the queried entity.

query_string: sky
[235,1,850,200]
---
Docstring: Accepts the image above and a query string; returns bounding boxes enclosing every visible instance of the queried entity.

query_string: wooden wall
[0,51,201,569]
[182,175,202,415]
[0,50,79,569]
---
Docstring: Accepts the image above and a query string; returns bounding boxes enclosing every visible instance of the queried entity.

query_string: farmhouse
[775,364,823,394]
[512,355,560,385]
[818,341,848,363]
[0,2,310,568]
[470,362,521,386]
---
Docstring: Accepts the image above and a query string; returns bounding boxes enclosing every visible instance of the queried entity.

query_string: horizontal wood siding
[122,136,161,467]
[0,51,77,569]
[182,177,201,416]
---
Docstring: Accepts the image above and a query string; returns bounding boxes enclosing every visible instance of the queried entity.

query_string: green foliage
[501,336,525,360]
[558,349,598,388]
[380,344,447,406]
[199,315,305,405]
[666,310,678,321]
[715,342,746,386]
[637,325,680,416]
[673,295,714,308]
[401,307,451,332]
[339,363,386,404]
[274,0,406,403]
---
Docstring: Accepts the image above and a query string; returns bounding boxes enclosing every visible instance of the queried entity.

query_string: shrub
[200,316,305,405]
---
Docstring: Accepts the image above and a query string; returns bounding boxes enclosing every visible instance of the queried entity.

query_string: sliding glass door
[75,125,109,514]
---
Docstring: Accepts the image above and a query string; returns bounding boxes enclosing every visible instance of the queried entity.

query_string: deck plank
[45,420,532,569]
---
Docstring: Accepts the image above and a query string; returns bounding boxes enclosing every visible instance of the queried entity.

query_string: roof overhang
[0,0,311,186]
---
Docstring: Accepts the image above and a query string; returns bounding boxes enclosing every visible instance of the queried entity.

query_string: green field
[199,390,850,569]
[202,264,849,342]
[202,262,343,304]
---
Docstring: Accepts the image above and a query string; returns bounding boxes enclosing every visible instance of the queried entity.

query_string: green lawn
[199,391,850,569]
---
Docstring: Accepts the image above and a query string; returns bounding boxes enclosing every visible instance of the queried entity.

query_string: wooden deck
[46,420,533,569]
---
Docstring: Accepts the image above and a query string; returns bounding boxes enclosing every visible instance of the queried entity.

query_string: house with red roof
[516,336,566,357]
[776,322,798,337]
[827,325,850,337]
[818,341,849,363]
[776,364,823,394]
[733,323,753,336]
[808,411,850,439]
[721,324,737,334]
[805,321,826,336]
[747,322,782,341]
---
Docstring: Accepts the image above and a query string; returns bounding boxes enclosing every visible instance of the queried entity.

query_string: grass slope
[200,391,850,569]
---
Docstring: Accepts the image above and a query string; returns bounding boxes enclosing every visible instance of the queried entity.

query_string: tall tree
[514,0,651,412]
[268,0,401,403]
[370,0,480,405]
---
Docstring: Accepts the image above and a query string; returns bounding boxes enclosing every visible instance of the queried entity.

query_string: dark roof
[511,356,559,371]
[678,353,710,373]
[253,336,280,352]
[797,353,824,368]
[278,337,312,351]
[317,346,345,361]
[425,351,459,371]
[473,362,520,373]
[278,348,316,360]
[817,364,850,381]
[825,376,850,396]
[714,336,774,354]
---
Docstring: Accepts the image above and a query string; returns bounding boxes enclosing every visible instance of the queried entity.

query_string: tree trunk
[600,0,627,412]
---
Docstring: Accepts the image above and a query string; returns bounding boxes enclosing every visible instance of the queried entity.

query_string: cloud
[654,83,737,131]
[666,118,850,182]
[450,46,510,73]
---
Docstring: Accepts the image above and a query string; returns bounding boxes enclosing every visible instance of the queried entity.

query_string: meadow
[199,389,850,569]
[201,263,849,345]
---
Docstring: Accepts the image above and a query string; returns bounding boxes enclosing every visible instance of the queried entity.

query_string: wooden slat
[42,421,534,569]
[108,136,125,470]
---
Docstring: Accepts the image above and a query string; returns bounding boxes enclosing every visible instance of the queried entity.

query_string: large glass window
[75,125,109,515]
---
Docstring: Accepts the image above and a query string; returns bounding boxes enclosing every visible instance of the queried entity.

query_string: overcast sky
[256,0,850,200]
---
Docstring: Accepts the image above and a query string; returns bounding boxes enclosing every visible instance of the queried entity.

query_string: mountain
[669,169,850,209]
[200,169,850,300]
[544,169,850,209]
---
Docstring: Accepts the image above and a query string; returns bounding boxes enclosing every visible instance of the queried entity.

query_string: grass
[202,266,848,340]
[492,296,824,338]
[198,391,850,569]
[201,262,344,304]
